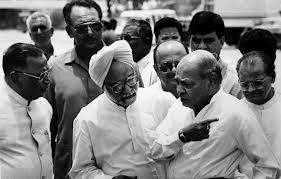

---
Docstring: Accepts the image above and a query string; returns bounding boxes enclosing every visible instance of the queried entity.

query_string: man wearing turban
[69,40,176,179]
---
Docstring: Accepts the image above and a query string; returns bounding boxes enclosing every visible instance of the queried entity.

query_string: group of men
[1,0,281,179]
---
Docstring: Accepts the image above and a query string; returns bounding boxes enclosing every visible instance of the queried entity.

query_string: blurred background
[0,0,281,89]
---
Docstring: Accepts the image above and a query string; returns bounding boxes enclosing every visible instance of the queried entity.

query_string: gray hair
[26,11,52,32]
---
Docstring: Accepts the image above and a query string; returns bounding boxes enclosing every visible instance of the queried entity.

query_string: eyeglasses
[31,25,48,33]
[239,75,269,91]
[121,34,142,42]
[158,61,180,72]
[73,22,103,34]
[105,75,138,94]
[12,66,52,82]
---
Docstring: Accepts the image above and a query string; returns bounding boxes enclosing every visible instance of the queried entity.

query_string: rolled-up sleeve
[69,117,113,179]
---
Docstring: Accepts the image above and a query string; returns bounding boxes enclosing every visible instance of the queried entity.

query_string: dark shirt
[45,48,103,179]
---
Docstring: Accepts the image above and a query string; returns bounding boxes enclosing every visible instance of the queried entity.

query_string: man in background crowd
[45,0,104,178]
[152,40,188,98]
[154,17,183,44]
[188,11,242,98]
[237,29,281,178]
[26,11,55,60]
[121,19,157,87]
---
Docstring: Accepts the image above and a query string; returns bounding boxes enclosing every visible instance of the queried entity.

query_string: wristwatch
[178,129,189,143]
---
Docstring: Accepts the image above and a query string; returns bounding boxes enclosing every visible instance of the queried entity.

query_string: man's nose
[86,26,94,34]
[247,83,256,92]
[177,84,185,96]
[198,40,207,49]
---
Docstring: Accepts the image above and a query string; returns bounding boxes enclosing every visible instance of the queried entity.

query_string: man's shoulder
[138,87,176,102]
[48,48,73,67]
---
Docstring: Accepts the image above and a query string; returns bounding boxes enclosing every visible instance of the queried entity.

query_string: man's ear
[66,25,73,38]
[50,27,54,36]
[10,71,21,85]
[219,36,225,47]
[207,72,218,90]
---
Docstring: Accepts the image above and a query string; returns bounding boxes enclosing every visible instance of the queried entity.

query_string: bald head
[177,50,222,83]
[154,40,188,65]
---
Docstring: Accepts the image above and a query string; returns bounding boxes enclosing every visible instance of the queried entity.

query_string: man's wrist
[178,129,189,143]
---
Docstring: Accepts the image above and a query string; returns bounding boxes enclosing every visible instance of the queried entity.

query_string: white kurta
[148,89,280,179]
[69,88,176,179]
[0,82,53,179]
[218,58,242,99]
[239,91,281,178]
[137,51,158,87]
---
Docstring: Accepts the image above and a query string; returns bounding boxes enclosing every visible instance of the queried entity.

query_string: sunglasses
[12,66,52,82]
[31,25,48,33]
[121,34,142,42]
[73,22,103,34]
[105,75,138,94]
[239,75,269,91]
[158,61,180,72]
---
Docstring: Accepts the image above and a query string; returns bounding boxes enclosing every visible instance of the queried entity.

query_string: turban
[89,40,136,88]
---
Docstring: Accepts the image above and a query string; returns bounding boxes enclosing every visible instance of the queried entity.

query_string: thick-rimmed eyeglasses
[72,22,103,34]
[12,66,52,82]
[121,34,142,42]
[158,61,180,72]
[239,75,269,91]
[105,75,138,94]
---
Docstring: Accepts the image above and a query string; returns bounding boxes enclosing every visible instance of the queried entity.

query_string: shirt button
[42,176,45,179]
[27,106,31,111]
[44,130,48,135]
[32,130,36,135]
[39,152,43,156]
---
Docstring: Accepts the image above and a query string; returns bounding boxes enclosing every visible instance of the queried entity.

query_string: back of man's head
[26,11,52,33]
[188,11,225,39]
[3,43,43,75]
[238,28,277,62]
[124,19,153,48]
[154,17,183,41]
[63,0,102,25]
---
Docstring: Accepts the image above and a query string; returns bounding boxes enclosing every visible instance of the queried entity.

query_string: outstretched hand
[181,118,219,142]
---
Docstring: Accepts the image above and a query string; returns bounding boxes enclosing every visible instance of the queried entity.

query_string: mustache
[166,72,176,79]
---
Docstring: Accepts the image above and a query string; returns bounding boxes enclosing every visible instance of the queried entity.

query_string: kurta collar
[137,51,151,72]
[3,81,28,106]
[195,88,224,119]
[243,90,279,110]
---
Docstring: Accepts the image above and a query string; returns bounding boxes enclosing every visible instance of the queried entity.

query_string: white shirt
[137,51,158,87]
[218,58,242,99]
[0,82,53,179]
[149,89,280,179]
[69,88,176,179]
[239,91,281,178]
[149,80,163,91]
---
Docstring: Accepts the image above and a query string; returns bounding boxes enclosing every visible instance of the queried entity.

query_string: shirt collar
[137,51,152,72]
[3,80,28,106]
[195,88,224,119]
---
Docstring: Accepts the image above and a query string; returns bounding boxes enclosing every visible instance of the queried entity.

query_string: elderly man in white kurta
[237,51,281,178]
[146,50,281,179]
[69,40,176,179]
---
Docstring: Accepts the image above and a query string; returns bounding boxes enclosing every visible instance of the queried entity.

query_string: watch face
[179,132,187,143]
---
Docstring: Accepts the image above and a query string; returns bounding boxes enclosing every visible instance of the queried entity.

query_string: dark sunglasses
[158,61,180,72]
[121,34,142,42]
[31,25,48,33]
[73,22,103,34]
